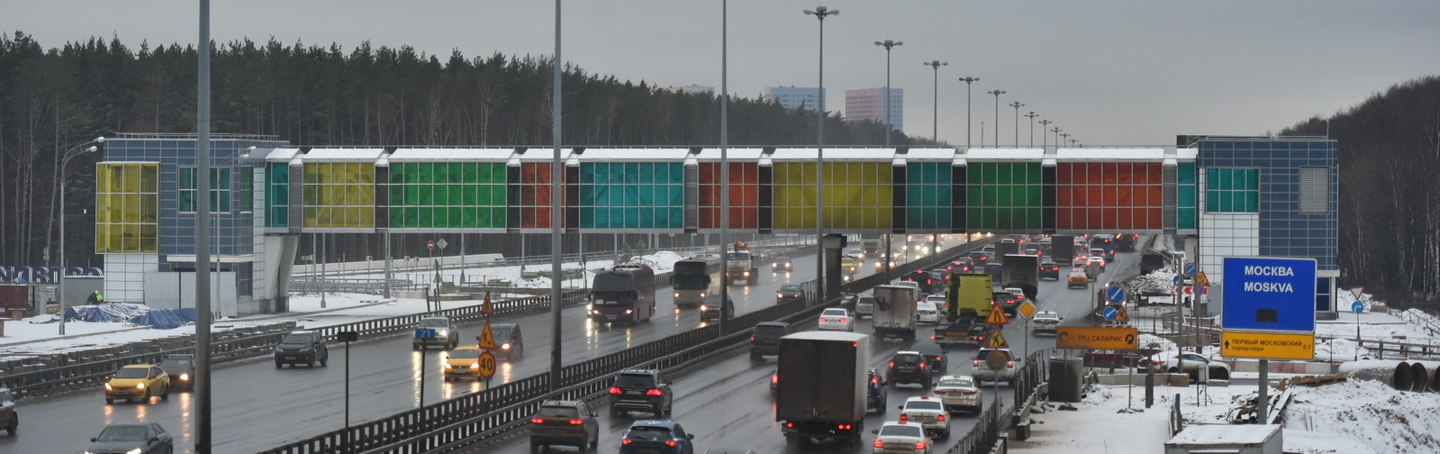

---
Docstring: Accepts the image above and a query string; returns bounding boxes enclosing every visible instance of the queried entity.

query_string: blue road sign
[1182,262,1197,278]
[1102,306,1119,321]
[1221,257,1318,332]
[1352,301,1365,314]
[1105,285,1127,304]
[1172,276,1182,287]
[415,328,437,339]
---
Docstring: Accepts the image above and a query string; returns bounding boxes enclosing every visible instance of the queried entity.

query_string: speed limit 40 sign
[477,351,497,379]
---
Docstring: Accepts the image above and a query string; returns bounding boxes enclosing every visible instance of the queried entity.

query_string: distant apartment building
[664,85,715,95]
[763,86,824,112]
[845,88,904,132]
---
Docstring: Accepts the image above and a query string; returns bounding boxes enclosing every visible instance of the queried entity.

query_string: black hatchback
[158,354,196,391]
[887,351,932,390]
[910,342,948,375]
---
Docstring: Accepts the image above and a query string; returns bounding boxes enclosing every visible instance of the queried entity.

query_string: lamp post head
[85,146,97,153]
[94,136,105,144]
[804,6,837,17]
[874,39,901,49]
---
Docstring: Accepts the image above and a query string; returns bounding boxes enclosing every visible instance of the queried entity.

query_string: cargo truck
[995,240,1020,259]
[776,331,871,447]
[1001,254,1040,302]
[725,241,759,285]
[934,273,996,346]
[871,285,918,341]
[1051,234,1076,266]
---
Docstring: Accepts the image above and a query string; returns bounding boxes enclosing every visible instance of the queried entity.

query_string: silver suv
[412,316,459,350]
[971,348,1019,387]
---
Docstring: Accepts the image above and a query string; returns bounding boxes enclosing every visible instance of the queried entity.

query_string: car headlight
[127,448,144,454]
[700,304,709,312]
[470,363,480,369]
[501,343,511,350]
[443,363,453,369]
[625,309,633,314]
[437,330,448,337]
[674,292,681,298]
[136,383,146,390]
[104,383,113,391]
[180,373,190,381]
[699,292,706,298]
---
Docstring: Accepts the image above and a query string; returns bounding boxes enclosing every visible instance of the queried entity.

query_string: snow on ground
[1013,379,1440,454]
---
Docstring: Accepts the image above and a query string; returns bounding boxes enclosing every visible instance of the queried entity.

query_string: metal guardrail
[260,241,979,454]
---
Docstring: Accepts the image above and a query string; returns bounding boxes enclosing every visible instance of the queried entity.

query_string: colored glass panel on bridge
[1055,162,1163,230]
[1178,162,1197,229]
[906,162,952,230]
[965,162,1042,230]
[301,162,376,228]
[517,162,558,229]
[1205,168,1259,213]
[387,162,507,229]
[698,162,759,229]
[266,163,289,228]
[772,162,892,230]
[96,163,159,253]
[578,162,685,229]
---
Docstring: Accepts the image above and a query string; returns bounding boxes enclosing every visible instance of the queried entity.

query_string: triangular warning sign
[481,292,494,315]
[1115,307,1130,323]
[985,304,1010,325]
[986,331,1010,349]
[478,319,497,349]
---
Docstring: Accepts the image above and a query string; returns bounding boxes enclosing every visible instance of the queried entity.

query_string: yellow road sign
[1220,331,1315,360]
[1196,271,1211,287]
[1114,306,1130,323]
[477,351,497,379]
[478,319,497,349]
[482,292,494,315]
[1055,326,1139,350]
[985,304,1010,325]
[1018,300,1037,319]
[986,331,1010,349]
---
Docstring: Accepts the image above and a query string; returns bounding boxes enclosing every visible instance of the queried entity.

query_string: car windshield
[159,358,193,370]
[917,302,936,311]
[613,373,657,388]
[938,377,975,388]
[97,426,149,442]
[449,349,480,359]
[625,426,673,441]
[492,325,515,339]
[591,291,636,306]
[538,406,578,418]
[419,318,449,327]
[892,354,922,364]
[906,400,944,411]
[281,333,314,344]
[776,256,791,262]
[754,325,788,337]
[114,367,150,379]
[780,285,802,292]
[822,309,847,317]
[878,425,924,438]
[858,297,875,305]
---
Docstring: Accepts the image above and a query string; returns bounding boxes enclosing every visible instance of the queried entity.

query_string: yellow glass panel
[141,165,159,193]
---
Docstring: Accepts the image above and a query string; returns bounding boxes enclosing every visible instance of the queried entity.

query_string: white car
[871,421,933,454]
[855,295,876,318]
[817,308,855,332]
[1140,352,1232,381]
[1031,310,1062,335]
[932,375,982,415]
[898,395,951,440]
[1087,256,1106,270]
[924,295,948,312]
[915,301,940,324]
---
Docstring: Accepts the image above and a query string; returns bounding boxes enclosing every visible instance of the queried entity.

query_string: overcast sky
[6,1,1438,146]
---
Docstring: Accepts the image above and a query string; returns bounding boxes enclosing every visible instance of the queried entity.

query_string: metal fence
[946,348,1050,454]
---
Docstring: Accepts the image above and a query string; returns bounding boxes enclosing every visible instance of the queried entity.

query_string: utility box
[1165,424,1281,454]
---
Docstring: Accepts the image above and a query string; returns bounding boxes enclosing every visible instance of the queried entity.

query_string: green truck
[934,273,995,346]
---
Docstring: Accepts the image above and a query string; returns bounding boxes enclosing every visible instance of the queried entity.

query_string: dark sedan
[86,422,173,454]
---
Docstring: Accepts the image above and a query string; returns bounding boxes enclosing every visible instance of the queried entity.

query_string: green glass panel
[433,185,448,205]
[1179,208,1196,230]
[1178,188,1195,207]
[1244,169,1258,190]
[1244,191,1259,212]
[448,185,463,206]
[446,208,462,227]
[1026,164,1042,185]
[1178,163,1195,185]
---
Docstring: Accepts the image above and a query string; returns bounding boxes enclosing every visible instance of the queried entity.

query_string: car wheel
[161,383,170,401]
[529,440,540,452]
[143,388,151,402]
[105,398,114,405]
[321,352,329,367]
[306,356,315,367]
[5,415,15,435]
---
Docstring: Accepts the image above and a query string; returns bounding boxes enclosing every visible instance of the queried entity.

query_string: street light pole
[57,139,102,335]
[958,77,979,148]
[987,90,1005,147]
[1061,133,1071,147]
[923,60,947,143]
[805,5,838,302]
[1025,112,1039,148]
[1038,119,1052,148]
[1008,101,1024,148]
[874,40,902,147]
[1052,127,1062,148]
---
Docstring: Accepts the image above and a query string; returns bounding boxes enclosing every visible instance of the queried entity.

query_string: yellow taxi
[840,256,858,272]
[104,364,170,404]
[1067,269,1089,288]
[443,346,485,381]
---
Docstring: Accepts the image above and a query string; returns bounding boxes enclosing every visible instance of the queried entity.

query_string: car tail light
[963,390,979,395]
[786,422,794,428]
[609,387,622,394]
[622,439,633,445]
[646,388,663,396]
[900,414,909,422]
[973,359,980,366]
[918,362,927,369]
[838,424,852,430]
[937,414,946,421]
[916,441,928,449]
[750,336,755,342]
[820,317,828,322]
[1007,360,1015,367]
[665,440,677,447]
[874,439,885,448]
[773,375,779,384]
[889,361,895,368]
[840,318,848,323]
[569,419,584,425]
[532,417,544,424]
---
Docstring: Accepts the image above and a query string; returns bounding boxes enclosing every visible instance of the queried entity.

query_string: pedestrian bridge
[252,146,1201,235]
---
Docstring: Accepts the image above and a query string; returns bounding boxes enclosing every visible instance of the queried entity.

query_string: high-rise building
[763,86,824,112]
[845,88,904,132]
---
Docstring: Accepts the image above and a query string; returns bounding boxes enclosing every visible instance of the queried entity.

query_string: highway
[473,242,1148,453]
[2,238,973,454]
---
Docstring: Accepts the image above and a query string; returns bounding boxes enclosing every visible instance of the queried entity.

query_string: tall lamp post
[874,40,903,147]
[1039,120,1052,148]
[1061,133,1071,147]
[1024,112,1039,148]
[1051,127,1062,148]
[987,90,1005,147]
[923,60,947,143]
[804,5,838,302]
[57,138,103,335]
[1008,101,1024,148]
[959,77,979,148]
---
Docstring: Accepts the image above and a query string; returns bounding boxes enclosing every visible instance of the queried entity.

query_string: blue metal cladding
[1198,138,1338,271]
[578,162,685,229]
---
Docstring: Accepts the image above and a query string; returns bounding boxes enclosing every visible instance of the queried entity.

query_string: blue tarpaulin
[63,305,197,330]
